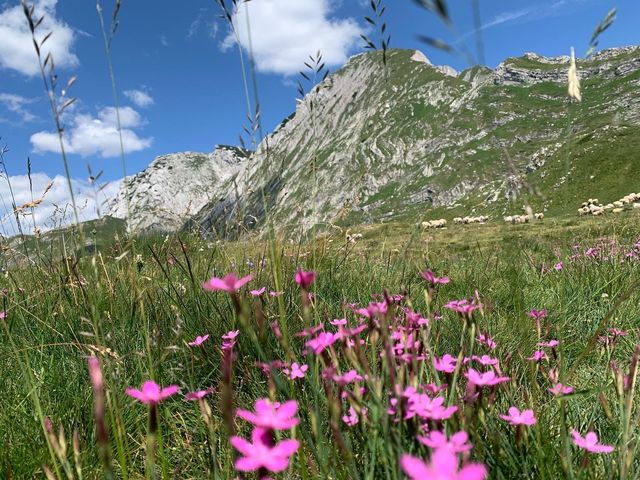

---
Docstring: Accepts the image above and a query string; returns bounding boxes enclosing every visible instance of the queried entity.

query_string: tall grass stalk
[21,1,82,242]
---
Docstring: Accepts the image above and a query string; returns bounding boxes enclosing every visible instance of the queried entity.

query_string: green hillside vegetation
[195,47,639,236]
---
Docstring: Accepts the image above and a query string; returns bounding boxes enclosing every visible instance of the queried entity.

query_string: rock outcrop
[109,146,248,233]
[494,46,640,85]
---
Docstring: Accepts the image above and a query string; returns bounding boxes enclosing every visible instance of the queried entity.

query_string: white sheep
[432,219,446,228]
[421,219,447,229]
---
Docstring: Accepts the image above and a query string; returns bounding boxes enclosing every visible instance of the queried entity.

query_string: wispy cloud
[465,0,594,37]
[481,8,533,30]
[187,7,219,40]
[0,93,38,124]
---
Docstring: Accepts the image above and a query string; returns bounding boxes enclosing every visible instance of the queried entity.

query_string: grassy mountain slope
[190,47,640,237]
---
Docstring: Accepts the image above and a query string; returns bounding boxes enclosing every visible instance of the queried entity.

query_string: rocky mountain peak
[109,146,249,233]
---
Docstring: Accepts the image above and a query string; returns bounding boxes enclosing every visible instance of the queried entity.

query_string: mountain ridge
[107,46,640,237]
[108,145,248,233]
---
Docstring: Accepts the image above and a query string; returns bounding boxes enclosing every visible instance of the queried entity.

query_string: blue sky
[0,0,637,233]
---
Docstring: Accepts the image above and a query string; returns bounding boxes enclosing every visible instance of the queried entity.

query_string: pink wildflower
[548,383,574,396]
[434,354,457,373]
[445,299,481,316]
[527,350,548,362]
[223,330,239,341]
[554,262,564,271]
[476,333,497,349]
[404,308,429,326]
[125,381,179,405]
[420,269,451,285]
[538,340,560,348]
[295,323,325,338]
[88,356,103,393]
[333,369,363,385]
[271,320,282,339]
[221,330,239,350]
[424,383,448,394]
[0,311,6,319]
[342,323,368,336]
[500,407,536,426]
[236,399,299,430]
[417,431,473,453]
[465,368,510,387]
[188,334,209,347]
[390,293,405,303]
[269,290,283,297]
[295,270,316,290]
[400,449,487,480]
[231,427,299,473]
[305,332,339,354]
[330,318,347,327]
[282,363,308,380]
[571,430,614,453]
[356,301,388,319]
[470,355,499,366]
[528,309,548,321]
[608,328,628,337]
[342,406,367,427]
[202,273,252,293]
[185,387,215,401]
[257,361,286,376]
[250,287,266,296]
[405,394,458,421]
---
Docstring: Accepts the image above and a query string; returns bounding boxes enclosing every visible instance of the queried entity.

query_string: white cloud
[0,0,79,76]
[98,105,144,128]
[0,171,120,236]
[123,89,154,108]
[221,0,364,76]
[0,92,37,123]
[30,105,152,158]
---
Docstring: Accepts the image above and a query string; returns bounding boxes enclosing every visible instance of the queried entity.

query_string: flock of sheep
[420,216,494,229]
[503,212,545,224]
[416,191,638,232]
[577,192,640,216]
[347,191,638,243]
[454,216,489,225]
[420,212,545,229]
